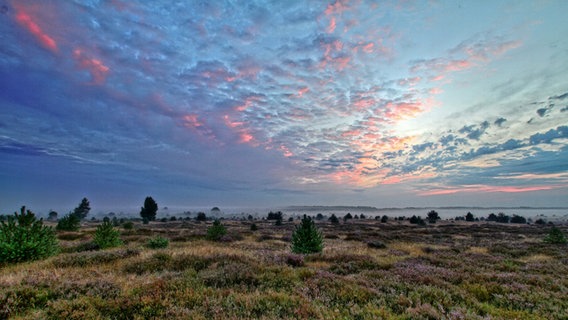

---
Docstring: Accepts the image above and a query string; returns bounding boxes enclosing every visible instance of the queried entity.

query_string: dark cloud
[536,108,548,117]
[529,126,568,145]
[494,117,507,126]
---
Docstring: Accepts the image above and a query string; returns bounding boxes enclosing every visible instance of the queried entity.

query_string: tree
[93,221,122,249]
[206,220,227,241]
[48,210,58,221]
[544,227,567,244]
[487,213,498,221]
[267,211,283,220]
[496,213,510,223]
[140,196,158,221]
[0,206,59,263]
[329,214,339,224]
[56,213,81,231]
[196,212,207,221]
[410,215,425,225]
[291,215,323,254]
[381,215,388,223]
[343,213,353,222]
[465,212,474,222]
[427,210,440,223]
[72,197,90,220]
[510,215,527,224]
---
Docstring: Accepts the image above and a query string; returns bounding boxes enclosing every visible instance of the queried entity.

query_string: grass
[1,218,567,319]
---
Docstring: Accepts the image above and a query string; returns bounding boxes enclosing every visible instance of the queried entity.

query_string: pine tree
[72,197,90,220]
[291,215,323,254]
[140,196,158,221]
[0,206,59,263]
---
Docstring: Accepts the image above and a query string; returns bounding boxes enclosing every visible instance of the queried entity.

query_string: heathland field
[1,217,567,319]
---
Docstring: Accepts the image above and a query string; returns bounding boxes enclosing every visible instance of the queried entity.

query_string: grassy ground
[1,219,567,319]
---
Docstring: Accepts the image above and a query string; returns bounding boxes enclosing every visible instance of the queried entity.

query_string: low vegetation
[1,211,567,319]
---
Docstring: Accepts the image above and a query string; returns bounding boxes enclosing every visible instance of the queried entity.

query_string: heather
[1,217,567,319]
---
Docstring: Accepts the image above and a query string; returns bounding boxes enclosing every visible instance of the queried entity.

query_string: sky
[1,0,568,214]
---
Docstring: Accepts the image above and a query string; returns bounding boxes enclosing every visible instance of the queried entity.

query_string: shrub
[56,214,81,231]
[147,236,169,249]
[123,221,134,230]
[0,206,59,263]
[381,215,388,223]
[465,212,474,222]
[285,253,305,267]
[250,223,258,231]
[291,215,323,254]
[93,221,122,249]
[206,220,227,241]
[367,240,386,249]
[544,227,567,244]
[343,213,353,222]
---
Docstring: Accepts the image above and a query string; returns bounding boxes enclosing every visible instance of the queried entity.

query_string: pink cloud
[351,97,376,110]
[324,0,350,15]
[362,42,374,53]
[327,17,337,33]
[420,184,557,196]
[14,6,58,53]
[297,87,310,97]
[279,145,293,157]
[384,101,423,120]
[73,49,110,85]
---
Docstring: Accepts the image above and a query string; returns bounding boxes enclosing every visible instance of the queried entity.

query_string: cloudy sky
[1,0,567,213]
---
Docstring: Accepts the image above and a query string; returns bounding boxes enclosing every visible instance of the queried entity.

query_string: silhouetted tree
[329,214,339,224]
[496,213,510,223]
[48,210,58,221]
[465,212,474,222]
[427,210,440,223]
[343,213,353,222]
[267,211,283,220]
[410,215,425,225]
[196,212,207,221]
[140,197,158,221]
[381,215,388,223]
[487,213,498,222]
[510,214,527,224]
[72,197,90,220]
[316,213,324,220]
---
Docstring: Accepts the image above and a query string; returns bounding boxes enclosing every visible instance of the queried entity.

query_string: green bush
[147,236,169,249]
[56,214,81,231]
[123,221,134,230]
[0,206,59,263]
[544,227,567,244]
[206,220,227,241]
[291,215,323,254]
[93,221,122,249]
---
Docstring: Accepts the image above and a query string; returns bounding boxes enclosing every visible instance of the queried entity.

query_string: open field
[1,218,567,319]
